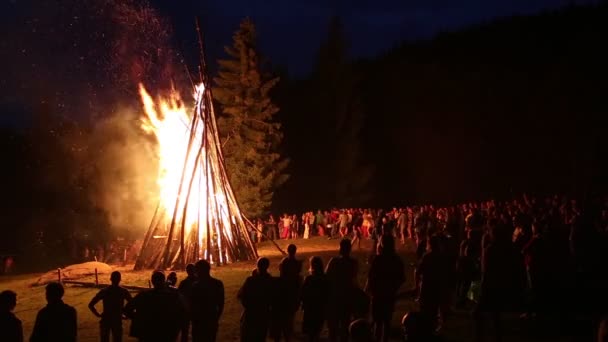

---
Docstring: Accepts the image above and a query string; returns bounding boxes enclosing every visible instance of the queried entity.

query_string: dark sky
[150,0,598,76]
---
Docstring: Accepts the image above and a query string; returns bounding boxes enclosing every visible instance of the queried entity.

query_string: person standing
[282,214,292,239]
[316,210,326,236]
[301,256,328,342]
[88,271,133,342]
[31,282,77,342]
[272,244,303,342]
[339,210,349,238]
[190,260,224,342]
[178,264,197,342]
[398,209,408,244]
[366,235,406,342]
[238,257,275,342]
[308,212,316,236]
[268,215,278,241]
[303,212,311,239]
[416,236,447,331]
[326,239,359,342]
[178,264,197,299]
[0,290,22,342]
[124,272,186,342]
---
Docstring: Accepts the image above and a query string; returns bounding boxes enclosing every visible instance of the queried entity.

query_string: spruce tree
[312,16,374,206]
[213,18,288,217]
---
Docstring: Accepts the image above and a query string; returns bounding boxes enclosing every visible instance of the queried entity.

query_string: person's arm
[69,307,77,342]
[88,290,104,318]
[300,277,309,309]
[17,319,23,342]
[416,255,426,283]
[237,278,248,305]
[324,257,334,276]
[124,288,133,302]
[29,310,44,342]
[397,257,406,287]
[123,294,137,319]
[365,259,376,294]
[122,289,133,319]
[217,280,225,319]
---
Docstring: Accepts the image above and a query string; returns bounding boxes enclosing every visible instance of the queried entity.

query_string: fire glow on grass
[135,83,257,269]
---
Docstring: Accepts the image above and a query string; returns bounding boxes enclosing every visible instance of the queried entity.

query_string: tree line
[2,1,608,269]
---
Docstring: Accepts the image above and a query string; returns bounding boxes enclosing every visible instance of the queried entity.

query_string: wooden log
[161,108,200,269]
[62,280,149,291]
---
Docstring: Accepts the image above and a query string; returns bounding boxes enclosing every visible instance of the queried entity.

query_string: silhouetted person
[272,244,303,342]
[124,271,186,342]
[475,225,526,342]
[178,263,197,297]
[167,272,178,289]
[30,282,77,342]
[416,235,447,331]
[178,263,197,342]
[366,235,405,342]
[599,317,608,342]
[88,271,133,342]
[326,238,359,342]
[238,257,275,342]
[456,229,480,306]
[401,311,437,342]
[0,290,23,342]
[349,319,373,342]
[190,260,224,342]
[301,256,328,342]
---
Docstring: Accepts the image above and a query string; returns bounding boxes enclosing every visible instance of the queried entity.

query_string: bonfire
[134,74,258,270]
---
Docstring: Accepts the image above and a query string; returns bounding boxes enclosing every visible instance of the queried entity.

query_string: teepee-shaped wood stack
[134,58,258,270]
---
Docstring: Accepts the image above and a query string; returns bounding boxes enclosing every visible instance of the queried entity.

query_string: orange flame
[139,84,204,239]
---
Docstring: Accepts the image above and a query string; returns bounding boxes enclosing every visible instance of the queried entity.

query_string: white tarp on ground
[35,261,113,286]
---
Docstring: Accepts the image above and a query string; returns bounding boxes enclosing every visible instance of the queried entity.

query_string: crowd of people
[2,194,608,341]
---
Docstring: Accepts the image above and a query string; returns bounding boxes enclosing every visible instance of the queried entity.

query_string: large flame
[138,84,209,245]
[136,82,255,266]
[140,84,197,226]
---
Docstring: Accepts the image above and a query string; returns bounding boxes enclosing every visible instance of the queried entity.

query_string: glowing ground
[0,237,564,341]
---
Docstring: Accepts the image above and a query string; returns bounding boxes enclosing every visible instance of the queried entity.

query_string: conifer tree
[312,16,374,206]
[213,18,288,217]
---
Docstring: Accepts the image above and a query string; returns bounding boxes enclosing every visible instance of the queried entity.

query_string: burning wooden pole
[134,23,264,270]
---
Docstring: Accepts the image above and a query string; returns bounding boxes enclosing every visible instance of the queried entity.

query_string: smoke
[85,108,160,235]
[1,0,190,238]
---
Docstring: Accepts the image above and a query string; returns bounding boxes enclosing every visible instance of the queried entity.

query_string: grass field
[0,237,575,341]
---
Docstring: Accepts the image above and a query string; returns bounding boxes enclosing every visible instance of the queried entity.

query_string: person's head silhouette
[349,319,372,341]
[185,263,196,277]
[339,238,352,257]
[167,272,178,286]
[195,259,211,278]
[402,311,433,341]
[0,290,17,312]
[110,271,121,286]
[287,244,297,257]
[151,271,166,289]
[379,234,396,255]
[257,257,270,275]
[309,256,324,275]
[45,282,64,304]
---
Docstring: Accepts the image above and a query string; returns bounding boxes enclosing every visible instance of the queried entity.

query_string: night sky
[148,0,598,76]
[0,0,599,78]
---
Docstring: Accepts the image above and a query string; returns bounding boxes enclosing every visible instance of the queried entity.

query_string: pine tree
[312,16,374,206]
[213,18,288,217]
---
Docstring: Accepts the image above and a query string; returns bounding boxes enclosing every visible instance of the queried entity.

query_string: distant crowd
[2,194,608,341]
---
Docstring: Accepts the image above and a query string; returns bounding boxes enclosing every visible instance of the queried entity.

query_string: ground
[0,237,572,341]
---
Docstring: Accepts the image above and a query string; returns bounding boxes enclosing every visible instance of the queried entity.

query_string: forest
[1,2,607,268]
